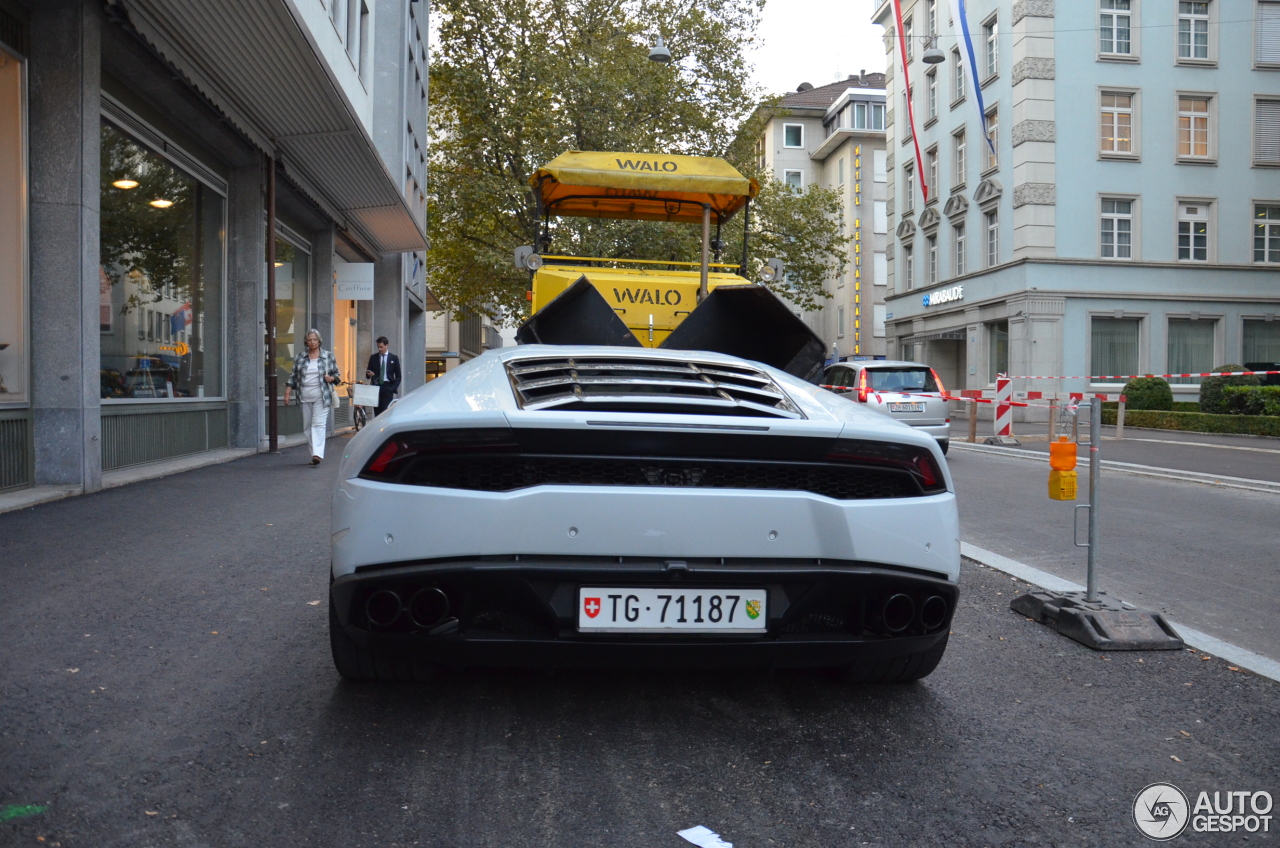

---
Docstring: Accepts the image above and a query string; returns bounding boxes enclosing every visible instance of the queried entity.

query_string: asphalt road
[1,439,1277,846]
[946,446,1280,663]
[949,422,1280,485]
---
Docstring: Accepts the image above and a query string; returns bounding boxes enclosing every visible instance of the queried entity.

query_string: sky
[748,0,889,97]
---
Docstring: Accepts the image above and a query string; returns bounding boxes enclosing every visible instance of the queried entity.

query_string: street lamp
[648,35,672,64]
[922,36,945,64]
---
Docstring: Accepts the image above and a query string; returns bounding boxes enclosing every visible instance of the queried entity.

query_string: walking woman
[283,329,342,466]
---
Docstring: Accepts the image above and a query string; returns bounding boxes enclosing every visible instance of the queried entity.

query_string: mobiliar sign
[922,285,963,307]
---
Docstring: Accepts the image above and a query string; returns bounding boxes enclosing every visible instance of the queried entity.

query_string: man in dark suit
[365,336,402,416]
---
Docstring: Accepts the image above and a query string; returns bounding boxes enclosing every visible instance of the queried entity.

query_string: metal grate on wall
[101,405,229,471]
[0,412,32,492]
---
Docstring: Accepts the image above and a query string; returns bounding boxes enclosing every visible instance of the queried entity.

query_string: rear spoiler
[516,276,825,382]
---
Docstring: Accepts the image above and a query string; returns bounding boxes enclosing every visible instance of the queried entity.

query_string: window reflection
[99,122,224,399]
[269,237,310,391]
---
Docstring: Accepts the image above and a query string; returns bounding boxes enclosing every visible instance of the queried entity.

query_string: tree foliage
[428,0,848,320]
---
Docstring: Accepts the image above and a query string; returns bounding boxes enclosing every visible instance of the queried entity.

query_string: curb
[950,442,1280,496]
[961,542,1280,684]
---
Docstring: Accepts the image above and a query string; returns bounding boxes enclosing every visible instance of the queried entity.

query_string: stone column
[28,0,102,490]
[1010,0,1056,258]
[225,161,265,449]
[373,252,404,362]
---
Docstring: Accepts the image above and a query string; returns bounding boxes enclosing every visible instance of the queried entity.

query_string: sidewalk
[949,420,1280,485]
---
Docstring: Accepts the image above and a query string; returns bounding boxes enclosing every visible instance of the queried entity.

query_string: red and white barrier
[994,377,1012,437]
[999,370,1280,381]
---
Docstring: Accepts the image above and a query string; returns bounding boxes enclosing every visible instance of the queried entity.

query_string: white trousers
[300,398,329,459]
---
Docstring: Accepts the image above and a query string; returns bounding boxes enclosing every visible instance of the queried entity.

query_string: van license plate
[889,402,925,412]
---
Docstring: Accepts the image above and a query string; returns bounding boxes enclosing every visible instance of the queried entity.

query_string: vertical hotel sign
[853,145,862,354]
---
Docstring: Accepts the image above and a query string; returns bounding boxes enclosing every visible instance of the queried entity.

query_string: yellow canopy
[532,151,760,225]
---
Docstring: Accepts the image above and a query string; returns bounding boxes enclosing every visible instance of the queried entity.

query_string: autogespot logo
[1134,783,1190,841]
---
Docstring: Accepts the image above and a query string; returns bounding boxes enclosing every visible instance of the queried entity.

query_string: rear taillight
[929,368,947,396]
[360,428,518,482]
[856,370,869,403]
[825,438,947,495]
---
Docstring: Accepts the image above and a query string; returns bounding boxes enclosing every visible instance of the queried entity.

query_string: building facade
[871,0,1280,403]
[752,73,891,360]
[0,0,430,496]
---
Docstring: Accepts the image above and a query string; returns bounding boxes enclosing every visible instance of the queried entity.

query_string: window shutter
[1258,1,1280,63]
[1256,99,1280,164]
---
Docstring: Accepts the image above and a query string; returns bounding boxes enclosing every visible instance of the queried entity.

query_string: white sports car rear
[329,345,960,682]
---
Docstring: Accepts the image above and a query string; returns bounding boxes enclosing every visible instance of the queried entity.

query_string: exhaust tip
[365,589,403,628]
[920,595,948,630]
[408,587,450,629]
[883,594,915,633]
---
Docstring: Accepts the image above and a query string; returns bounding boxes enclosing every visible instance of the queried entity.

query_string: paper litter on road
[678,825,733,848]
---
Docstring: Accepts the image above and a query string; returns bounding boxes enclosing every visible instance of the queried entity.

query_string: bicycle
[338,380,369,431]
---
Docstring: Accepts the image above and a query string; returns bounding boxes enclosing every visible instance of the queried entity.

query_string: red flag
[891,0,929,205]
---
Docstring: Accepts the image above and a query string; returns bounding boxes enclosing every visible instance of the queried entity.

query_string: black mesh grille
[397,456,920,499]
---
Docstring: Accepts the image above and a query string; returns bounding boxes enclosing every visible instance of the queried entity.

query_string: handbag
[329,385,341,410]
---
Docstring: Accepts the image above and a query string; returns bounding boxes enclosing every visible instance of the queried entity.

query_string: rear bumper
[909,423,950,443]
[330,557,958,669]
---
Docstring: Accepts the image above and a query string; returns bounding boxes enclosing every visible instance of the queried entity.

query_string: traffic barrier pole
[1087,400,1101,601]
[1116,397,1126,440]
[995,376,1013,438]
[967,405,977,443]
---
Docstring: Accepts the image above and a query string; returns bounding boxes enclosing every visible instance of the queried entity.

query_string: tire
[832,634,949,684]
[329,597,436,682]
[939,440,949,455]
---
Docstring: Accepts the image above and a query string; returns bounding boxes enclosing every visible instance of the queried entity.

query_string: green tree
[429,0,847,320]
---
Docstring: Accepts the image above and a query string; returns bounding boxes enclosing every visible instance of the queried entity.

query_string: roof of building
[779,73,887,110]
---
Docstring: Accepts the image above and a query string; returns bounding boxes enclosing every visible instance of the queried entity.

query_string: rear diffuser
[1011,590,1184,651]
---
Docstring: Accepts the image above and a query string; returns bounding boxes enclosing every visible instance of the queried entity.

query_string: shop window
[988,321,1008,383]
[99,121,225,400]
[268,234,311,393]
[0,49,26,405]
[1091,317,1140,379]
[1243,320,1280,363]
[1167,318,1215,384]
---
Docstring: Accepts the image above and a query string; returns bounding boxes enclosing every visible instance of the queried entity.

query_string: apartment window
[985,108,999,171]
[952,49,966,102]
[985,210,999,267]
[1177,202,1210,261]
[926,235,938,284]
[927,0,938,36]
[1100,92,1134,154]
[1168,319,1215,383]
[1092,317,1141,379]
[1177,96,1212,160]
[1259,0,1280,65]
[988,321,1009,383]
[953,130,967,185]
[1243,319,1280,362]
[1253,204,1280,261]
[331,0,346,34]
[873,200,888,233]
[784,170,803,191]
[783,124,804,148]
[874,149,887,182]
[872,103,886,129]
[903,87,913,139]
[927,71,938,120]
[837,305,846,338]
[1256,98,1280,165]
[926,148,938,198]
[358,1,371,80]
[983,17,998,78]
[1100,0,1132,55]
[905,17,914,62]
[1101,198,1133,259]
[953,224,966,275]
[855,102,867,128]
[903,164,915,212]
[904,245,915,290]
[1178,1,1210,60]
[874,251,887,285]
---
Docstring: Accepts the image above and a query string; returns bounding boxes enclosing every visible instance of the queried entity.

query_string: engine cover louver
[505,356,805,419]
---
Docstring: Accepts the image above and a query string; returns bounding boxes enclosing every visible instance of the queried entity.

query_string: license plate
[578,588,767,633]
[889,402,925,413]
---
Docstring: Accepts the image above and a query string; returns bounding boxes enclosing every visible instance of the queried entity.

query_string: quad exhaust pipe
[364,587,451,630]
[879,593,949,633]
